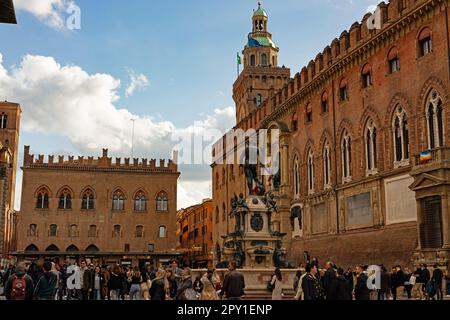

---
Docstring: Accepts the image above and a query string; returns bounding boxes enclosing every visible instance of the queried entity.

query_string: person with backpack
[34,261,57,300]
[4,262,34,300]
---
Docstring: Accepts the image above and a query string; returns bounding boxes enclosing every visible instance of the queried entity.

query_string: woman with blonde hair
[200,269,219,300]
[150,269,166,300]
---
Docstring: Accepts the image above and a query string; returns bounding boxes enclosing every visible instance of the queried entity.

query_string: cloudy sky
[0,0,378,210]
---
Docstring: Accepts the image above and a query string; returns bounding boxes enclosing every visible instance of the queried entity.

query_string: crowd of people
[1,258,449,301]
[288,262,450,301]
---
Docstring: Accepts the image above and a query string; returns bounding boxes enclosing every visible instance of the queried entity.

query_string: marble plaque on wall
[384,174,417,224]
[311,203,328,234]
[347,192,373,227]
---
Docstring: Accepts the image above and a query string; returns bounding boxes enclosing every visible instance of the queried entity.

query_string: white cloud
[14,0,72,29]
[0,52,235,209]
[125,70,150,97]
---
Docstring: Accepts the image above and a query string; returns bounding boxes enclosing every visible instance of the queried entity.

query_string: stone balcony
[411,147,450,172]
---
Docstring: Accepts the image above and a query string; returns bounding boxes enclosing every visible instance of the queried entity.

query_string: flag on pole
[237,52,242,65]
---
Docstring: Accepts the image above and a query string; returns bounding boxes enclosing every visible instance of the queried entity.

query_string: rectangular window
[340,87,348,101]
[420,38,432,56]
[124,244,130,252]
[389,58,400,73]
[306,112,312,123]
[147,243,154,253]
[0,114,7,129]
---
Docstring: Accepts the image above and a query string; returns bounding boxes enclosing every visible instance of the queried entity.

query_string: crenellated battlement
[228,0,438,133]
[23,146,178,172]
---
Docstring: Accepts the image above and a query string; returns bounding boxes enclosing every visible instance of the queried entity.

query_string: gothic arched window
[134,190,147,212]
[261,53,268,66]
[365,119,378,175]
[323,141,331,188]
[58,188,72,210]
[81,188,95,210]
[393,105,410,166]
[250,54,256,67]
[36,187,50,209]
[112,189,125,211]
[341,130,352,182]
[156,191,168,212]
[426,90,444,149]
[293,156,300,198]
[307,149,315,194]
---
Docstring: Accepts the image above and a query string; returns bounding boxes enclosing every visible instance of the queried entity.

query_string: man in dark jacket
[34,261,57,300]
[391,265,405,300]
[302,263,325,301]
[379,265,391,300]
[322,261,336,299]
[354,266,370,300]
[220,261,245,300]
[176,267,194,300]
[432,265,444,300]
[4,262,34,300]
[327,268,351,300]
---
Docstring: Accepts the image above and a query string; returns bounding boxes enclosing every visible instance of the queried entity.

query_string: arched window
[261,53,268,66]
[393,105,409,166]
[256,94,262,108]
[159,226,167,238]
[307,149,315,194]
[81,188,95,210]
[28,224,37,237]
[113,225,121,238]
[112,189,125,211]
[222,203,226,222]
[306,104,312,123]
[361,64,372,88]
[156,191,169,212]
[88,225,97,238]
[321,92,329,113]
[250,54,256,67]
[135,225,144,238]
[418,27,432,57]
[49,224,57,237]
[323,141,331,188]
[293,156,300,198]
[388,47,400,73]
[426,90,444,149]
[341,130,352,182]
[291,113,298,131]
[25,244,39,252]
[58,188,72,210]
[66,245,79,252]
[0,113,7,129]
[86,245,100,252]
[45,244,59,252]
[134,190,147,212]
[215,172,220,190]
[365,119,378,175]
[36,187,50,209]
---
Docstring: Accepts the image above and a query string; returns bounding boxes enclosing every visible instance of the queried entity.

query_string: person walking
[34,261,57,300]
[129,267,142,300]
[302,262,325,301]
[4,262,34,300]
[379,265,391,300]
[322,262,336,299]
[150,269,167,301]
[270,268,283,300]
[391,265,405,300]
[412,264,424,300]
[140,265,151,300]
[445,267,450,297]
[432,265,444,300]
[294,269,308,300]
[220,261,246,300]
[200,269,219,300]
[79,260,93,300]
[354,266,370,301]
[107,266,123,300]
[327,268,351,300]
[421,264,431,298]
[193,275,204,295]
[50,262,61,300]
[92,266,105,301]
[165,269,177,300]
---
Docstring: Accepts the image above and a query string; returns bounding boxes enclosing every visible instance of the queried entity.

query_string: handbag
[267,279,274,292]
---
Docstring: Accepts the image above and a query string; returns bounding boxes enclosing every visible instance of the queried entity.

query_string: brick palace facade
[14,146,181,268]
[212,0,450,268]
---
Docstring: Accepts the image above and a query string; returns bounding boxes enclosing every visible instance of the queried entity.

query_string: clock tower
[233,3,290,123]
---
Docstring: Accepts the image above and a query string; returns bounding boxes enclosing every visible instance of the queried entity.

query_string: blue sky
[0,0,379,209]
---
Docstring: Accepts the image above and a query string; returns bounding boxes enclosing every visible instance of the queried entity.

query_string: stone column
[441,192,450,249]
